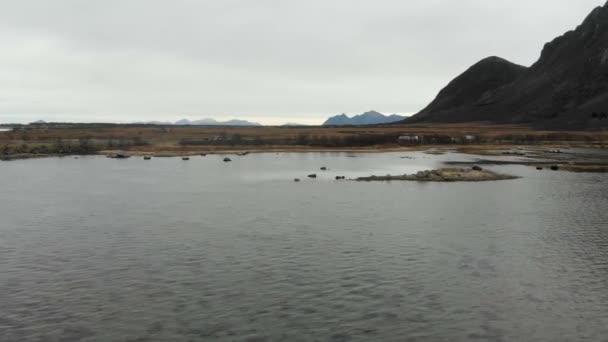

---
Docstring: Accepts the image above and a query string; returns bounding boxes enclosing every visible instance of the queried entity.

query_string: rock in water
[356,168,518,182]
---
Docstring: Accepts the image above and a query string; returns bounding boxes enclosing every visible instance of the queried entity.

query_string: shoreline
[102,143,606,157]
[2,145,608,175]
[0,145,428,161]
[1,143,606,158]
[2,122,606,161]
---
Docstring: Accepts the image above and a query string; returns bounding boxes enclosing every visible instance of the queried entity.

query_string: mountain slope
[407,1,608,127]
[408,57,528,123]
[324,114,351,125]
[323,111,406,126]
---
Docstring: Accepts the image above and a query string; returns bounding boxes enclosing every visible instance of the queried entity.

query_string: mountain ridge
[323,111,406,126]
[406,1,608,128]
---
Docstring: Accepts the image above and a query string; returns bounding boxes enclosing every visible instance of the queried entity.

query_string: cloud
[0,0,603,124]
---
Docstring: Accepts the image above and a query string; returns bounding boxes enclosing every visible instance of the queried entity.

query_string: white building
[398,135,421,144]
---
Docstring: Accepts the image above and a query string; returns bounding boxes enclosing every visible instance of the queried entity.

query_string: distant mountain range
[323,111,407,126]
[281,123,309,127]
[136,118,262,126]
[134,112,406,127]
[405,1,608,128]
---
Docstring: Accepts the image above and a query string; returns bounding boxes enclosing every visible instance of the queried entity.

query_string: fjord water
[1,153,607,341]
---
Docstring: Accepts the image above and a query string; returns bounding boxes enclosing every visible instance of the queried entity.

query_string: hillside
[323,111,406,126]
[407,1,608,128]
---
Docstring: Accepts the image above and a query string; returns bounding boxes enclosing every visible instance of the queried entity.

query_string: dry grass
[1,123,607,156]
[1,123,606,142]
[557,164,608,173]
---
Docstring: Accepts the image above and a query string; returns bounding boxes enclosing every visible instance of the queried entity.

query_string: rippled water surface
[1,152,607,341]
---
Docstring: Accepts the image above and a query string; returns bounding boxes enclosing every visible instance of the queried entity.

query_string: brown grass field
[2,123,607,140]
[1,123,607,158]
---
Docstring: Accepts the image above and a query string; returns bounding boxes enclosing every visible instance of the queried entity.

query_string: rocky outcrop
[356,168,517,182]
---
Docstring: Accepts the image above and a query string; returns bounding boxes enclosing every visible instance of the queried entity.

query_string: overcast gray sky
[0,0,604,125]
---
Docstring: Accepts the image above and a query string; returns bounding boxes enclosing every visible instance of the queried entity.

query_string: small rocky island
[356,167,518,182]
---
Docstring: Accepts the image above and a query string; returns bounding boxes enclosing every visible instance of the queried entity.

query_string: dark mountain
[409,57,528,123]
[407,1,608,127]
[323,111,407,126]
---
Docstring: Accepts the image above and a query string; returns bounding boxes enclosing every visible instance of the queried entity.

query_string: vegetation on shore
[0,123,606,160]
[547,164,608,173]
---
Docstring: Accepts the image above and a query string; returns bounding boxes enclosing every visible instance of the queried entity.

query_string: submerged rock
[423,150,445,155]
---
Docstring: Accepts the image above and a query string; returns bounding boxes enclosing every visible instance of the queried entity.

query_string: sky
[0,0,605,125]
